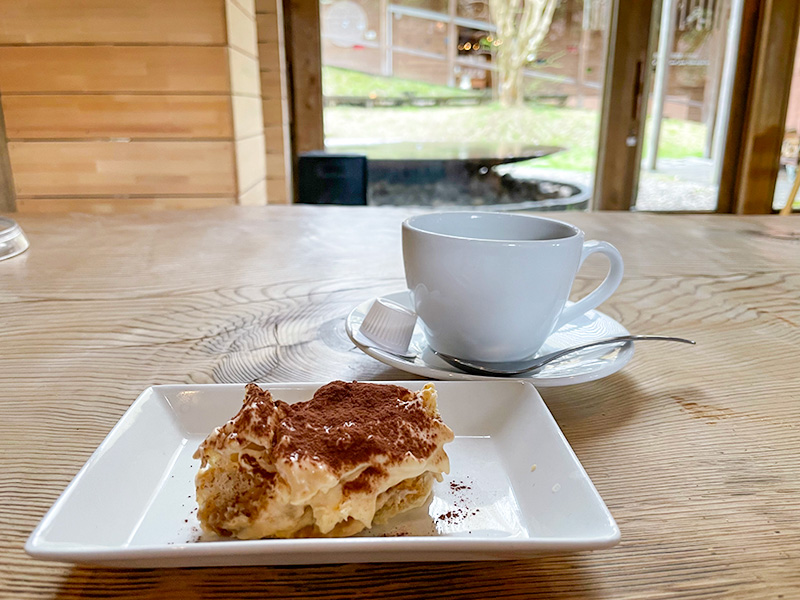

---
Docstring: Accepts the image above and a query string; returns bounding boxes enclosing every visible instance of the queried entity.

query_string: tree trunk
[499,60,526,106]
[489,0,558,108]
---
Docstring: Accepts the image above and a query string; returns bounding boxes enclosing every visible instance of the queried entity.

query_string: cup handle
[553,240,624,331]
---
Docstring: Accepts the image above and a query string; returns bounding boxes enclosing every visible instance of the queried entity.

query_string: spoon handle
[433,335,696,376]
[529,335,695,372]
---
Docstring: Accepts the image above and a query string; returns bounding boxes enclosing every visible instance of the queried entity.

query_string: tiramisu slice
[194,381,453,539]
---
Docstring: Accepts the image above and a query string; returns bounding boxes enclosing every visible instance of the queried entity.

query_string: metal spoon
[433,335,695,377]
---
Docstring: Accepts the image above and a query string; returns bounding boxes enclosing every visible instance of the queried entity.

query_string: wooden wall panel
[254,0,272,13]
[256,0,291,204]
[226,0,267,205]
[0,46,230,94]
[235,135,267,192]
[1,0,275,212]
[0,0,227,44]
[265,150,286,177]
[266,177,288,202]
[260,71,284,100]
[14,196,236,214]
[237,179,267,206]
[258,45,282,80]
[264,124,286,150]
[1,95,233,139]
[227,0,259,58]
[8,141,236,196]
[235,0,256,16]
[228,47,262,96]
[256,12,279,43]
[262,97,284,127]
[231,96,264,140]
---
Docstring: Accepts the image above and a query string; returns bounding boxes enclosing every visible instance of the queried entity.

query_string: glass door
[775,33,800,214]
[302,0,798,212]
[634,0,737,211]
[626,0,800,213]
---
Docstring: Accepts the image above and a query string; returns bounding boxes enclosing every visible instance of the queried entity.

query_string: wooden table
[2,207,799,598]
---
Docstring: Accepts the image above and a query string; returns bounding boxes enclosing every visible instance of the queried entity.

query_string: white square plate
[26,381,619,567]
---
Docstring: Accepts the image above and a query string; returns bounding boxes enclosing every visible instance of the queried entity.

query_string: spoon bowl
[433,335,695,377]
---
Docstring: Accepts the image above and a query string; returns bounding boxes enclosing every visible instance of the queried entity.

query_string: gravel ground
[500,161,718,212]
[500,157,796,212]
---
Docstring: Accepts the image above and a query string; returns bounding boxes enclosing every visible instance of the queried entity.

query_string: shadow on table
[56,556,603,599]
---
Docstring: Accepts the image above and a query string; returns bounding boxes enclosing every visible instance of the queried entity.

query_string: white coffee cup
[402,211,624,362]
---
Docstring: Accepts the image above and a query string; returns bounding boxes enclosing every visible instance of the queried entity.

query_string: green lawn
[323,66,475,98]
[323,67,706,171]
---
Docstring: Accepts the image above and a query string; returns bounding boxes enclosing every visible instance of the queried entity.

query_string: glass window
[319,0,611,211]
[775,34,800,212]
[321,0,383,76]
[635,0,727,211]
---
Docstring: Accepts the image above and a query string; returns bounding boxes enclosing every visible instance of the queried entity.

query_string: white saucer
[345,291,634,387]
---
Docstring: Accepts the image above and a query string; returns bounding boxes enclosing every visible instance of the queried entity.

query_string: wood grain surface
[256,0,291,204]
[1,207,799,599]
[1,95,234,140]
[0,0,242,214]
[8,141,236,196]
[0,46,231,94]
[0,0,227,45]
[14,196,237,214]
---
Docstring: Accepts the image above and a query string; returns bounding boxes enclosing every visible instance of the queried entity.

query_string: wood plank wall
[226,0,268,206]
[256,0,291,203]
[0,0,272,213]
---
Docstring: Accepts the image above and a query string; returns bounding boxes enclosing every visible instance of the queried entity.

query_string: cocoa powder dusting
[274,381,439,472]
[200,381,447,482]
[233,384,278,438]
[437,478,476,526]
[197,383,282,459]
